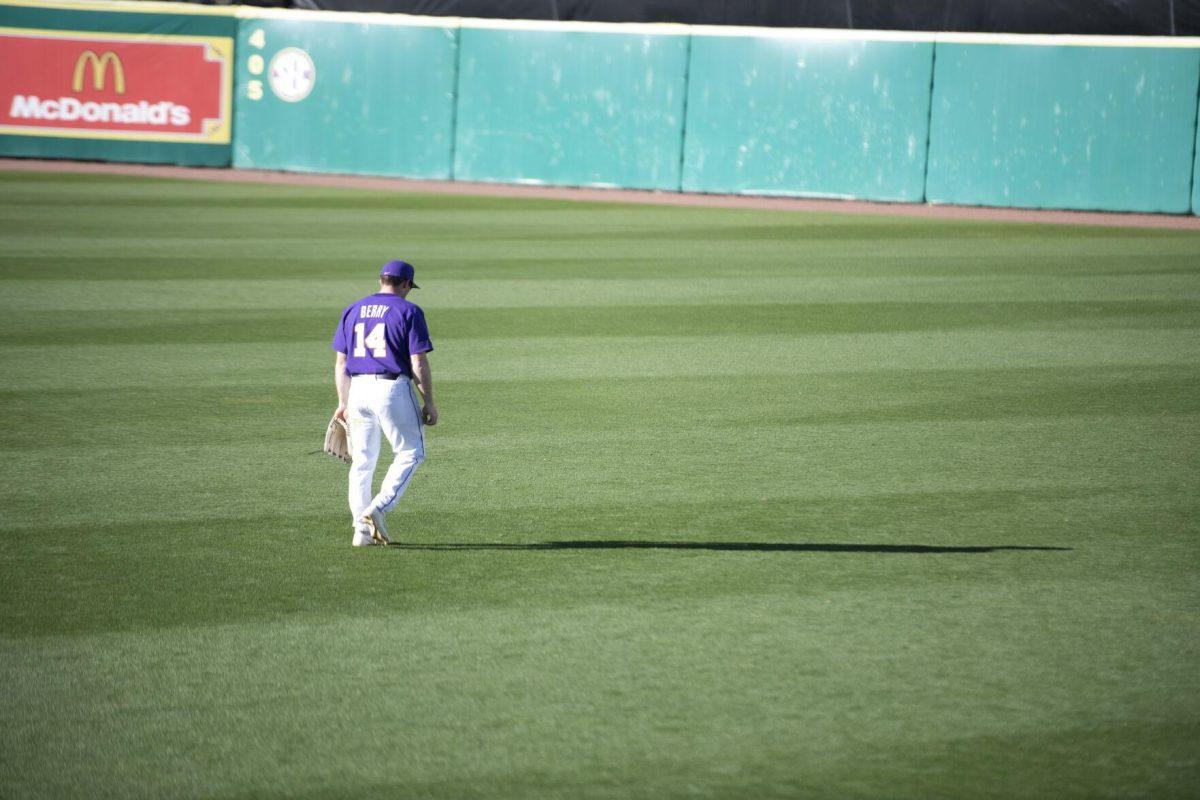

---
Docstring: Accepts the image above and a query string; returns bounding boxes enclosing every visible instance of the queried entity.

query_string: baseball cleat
[351,530,379,547]
[360,510,391,546]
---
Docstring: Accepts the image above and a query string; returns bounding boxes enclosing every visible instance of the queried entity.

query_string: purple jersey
[332,293,433,378]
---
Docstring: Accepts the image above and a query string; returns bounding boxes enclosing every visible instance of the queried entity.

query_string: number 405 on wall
[245,28,266,100]
[243,30,316,104]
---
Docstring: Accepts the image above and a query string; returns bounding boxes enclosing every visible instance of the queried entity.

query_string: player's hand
[334,404,347,423]
[423,403,438,426]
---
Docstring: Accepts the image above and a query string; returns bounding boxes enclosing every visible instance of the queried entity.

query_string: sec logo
[268,47,315,103]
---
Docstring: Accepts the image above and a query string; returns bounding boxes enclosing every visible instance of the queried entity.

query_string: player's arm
[334,351,350,421]
[410,352,438,426]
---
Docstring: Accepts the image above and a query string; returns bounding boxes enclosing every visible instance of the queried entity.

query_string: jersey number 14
[353,322,387,357]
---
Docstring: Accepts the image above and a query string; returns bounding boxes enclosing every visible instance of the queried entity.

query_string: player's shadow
[394,540,1070,554]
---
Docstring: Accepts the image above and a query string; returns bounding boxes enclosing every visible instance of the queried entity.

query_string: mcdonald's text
[10,97,191,126]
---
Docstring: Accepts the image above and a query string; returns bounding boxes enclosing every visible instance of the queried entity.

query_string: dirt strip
[4,157,1199,231]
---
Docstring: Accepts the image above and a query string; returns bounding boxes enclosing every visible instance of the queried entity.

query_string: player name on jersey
[359,304,391,319]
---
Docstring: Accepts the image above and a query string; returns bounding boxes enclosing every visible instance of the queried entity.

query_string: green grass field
[1,170,1198,798]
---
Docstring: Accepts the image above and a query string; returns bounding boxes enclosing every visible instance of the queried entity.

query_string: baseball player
[332,259,438,547]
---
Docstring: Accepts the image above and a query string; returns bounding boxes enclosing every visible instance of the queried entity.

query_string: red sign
[0,30,231,143]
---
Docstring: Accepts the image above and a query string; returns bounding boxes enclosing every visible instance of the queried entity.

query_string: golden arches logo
[72,51,125,94]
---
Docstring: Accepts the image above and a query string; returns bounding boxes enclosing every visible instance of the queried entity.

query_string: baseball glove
[323,416,353,463]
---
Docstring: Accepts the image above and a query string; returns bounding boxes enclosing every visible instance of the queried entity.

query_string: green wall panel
[233,18,457,179]
[1193,118,1200,215]
[681,35,934,202]
[927,43,1200,214]
[0,1,236,36]
[453,27,689,190]
[0,136,228,166]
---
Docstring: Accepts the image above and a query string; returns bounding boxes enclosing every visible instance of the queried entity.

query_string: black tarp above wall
[272,0,1200,36]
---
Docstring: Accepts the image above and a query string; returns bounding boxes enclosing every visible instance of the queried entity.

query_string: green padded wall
[1193,117,1200,215]
[682,34,935,202]
[927,43,1200,214]
[453,25,690,190]
[233,16,457,178]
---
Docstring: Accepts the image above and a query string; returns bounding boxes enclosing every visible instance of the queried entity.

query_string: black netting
[243,0,1200,35]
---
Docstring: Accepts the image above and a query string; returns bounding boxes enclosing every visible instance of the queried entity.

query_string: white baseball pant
[347,374,425,528]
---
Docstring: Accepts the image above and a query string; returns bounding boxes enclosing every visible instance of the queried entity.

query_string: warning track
[4,157,1198,231]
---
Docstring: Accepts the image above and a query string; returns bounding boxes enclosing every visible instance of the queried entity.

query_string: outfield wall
[1194,119,1200,215]
[926,39,1200,214]
[453,22,690,190]
[232,13,457,178]
[2,0,1199,214]
[681,31,935,202]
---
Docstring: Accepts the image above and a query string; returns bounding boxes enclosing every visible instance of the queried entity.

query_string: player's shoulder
[387,295,424,316]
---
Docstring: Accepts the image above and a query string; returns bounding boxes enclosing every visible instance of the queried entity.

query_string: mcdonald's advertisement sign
[0,28,232,143]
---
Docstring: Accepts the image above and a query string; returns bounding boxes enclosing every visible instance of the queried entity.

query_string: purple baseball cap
[380,259,419,288]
